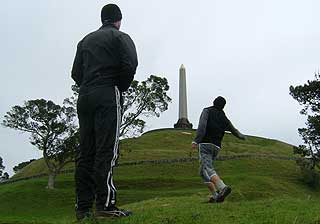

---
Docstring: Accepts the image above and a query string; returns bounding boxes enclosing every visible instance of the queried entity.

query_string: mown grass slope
[1,159,319,224]
[1,129,317,224]
[12,129,293,179]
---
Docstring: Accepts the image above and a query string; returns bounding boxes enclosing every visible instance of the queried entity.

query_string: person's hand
[191,142,198,149]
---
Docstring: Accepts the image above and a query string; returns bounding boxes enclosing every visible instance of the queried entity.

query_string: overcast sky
[1,0,319,175]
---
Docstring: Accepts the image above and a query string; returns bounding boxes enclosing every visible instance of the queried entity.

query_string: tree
[70,75,172,137]
[120,75,171,137]
[290,72,320,185]
[0,157,9,182]
[0,156,5,177]
[13,159,36,173]
[1,172,9,181]
[2,99,79,189]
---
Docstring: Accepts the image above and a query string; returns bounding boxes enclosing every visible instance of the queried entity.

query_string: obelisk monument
[174,64,193,129]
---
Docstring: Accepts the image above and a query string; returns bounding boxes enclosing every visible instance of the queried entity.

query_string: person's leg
[93,86,131,217]
[75,94,96,219]
[210,175,226,191]
[207,182,219,202]
[209,145,225,191]
[209,145,231,202]
[207,182,216,193]
[211,174,231,202]
[199,144,219,201]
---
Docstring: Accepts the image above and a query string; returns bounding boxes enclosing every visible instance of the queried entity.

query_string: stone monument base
[174,118,193,129]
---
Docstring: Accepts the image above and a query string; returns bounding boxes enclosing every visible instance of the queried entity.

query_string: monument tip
[180,64,185,70]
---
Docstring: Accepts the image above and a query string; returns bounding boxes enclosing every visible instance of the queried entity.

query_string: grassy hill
[1,129,319,224]
[12,129,293,179]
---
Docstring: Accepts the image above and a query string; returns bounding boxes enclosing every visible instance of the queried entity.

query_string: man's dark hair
[213,96,226,110]
[101,4,122,24]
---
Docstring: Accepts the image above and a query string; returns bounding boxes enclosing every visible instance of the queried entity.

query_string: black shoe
[96,206,133,217]
[216,186,232,202]
[76,210,94,221]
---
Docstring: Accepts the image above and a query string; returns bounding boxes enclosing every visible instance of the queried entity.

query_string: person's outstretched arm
[227,120,246,140]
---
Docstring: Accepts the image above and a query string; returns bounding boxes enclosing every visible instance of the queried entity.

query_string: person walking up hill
[192,96,246,203]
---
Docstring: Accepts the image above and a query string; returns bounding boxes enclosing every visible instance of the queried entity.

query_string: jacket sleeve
[226,120,246,140]
[71,41,84,86]
[116,33,138,92]
[193,109,209,144]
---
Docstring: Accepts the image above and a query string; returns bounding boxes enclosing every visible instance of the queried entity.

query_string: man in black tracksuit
[192,96,246,203]
[71,4,138,220]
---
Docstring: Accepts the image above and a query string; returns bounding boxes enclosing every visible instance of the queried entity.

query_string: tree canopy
[0,156,4,177]
[290,73,320,154]
[120,75,171,137]
[290,73,320,185]
[2,99,79,189]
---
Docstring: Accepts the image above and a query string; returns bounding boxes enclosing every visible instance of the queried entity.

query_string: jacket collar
[100,23,118,30]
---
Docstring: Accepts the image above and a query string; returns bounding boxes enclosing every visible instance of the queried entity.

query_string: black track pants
[75,86,121,212]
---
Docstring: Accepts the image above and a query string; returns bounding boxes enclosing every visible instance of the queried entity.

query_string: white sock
[214,179,226,192]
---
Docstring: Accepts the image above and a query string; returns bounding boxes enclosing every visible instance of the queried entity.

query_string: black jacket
[71,24,138,92]
[193,106,245,147]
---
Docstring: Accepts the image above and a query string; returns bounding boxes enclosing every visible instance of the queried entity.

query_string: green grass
[12,129,293,179]
[104,197,320,224]
[1,159,319,223]
[1,129,317,224]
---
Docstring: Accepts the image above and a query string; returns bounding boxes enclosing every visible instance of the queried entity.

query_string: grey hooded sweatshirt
[193,106,245,148]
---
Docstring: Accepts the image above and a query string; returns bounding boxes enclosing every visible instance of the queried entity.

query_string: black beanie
[213,96,226,110]
[101,4,122,24]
